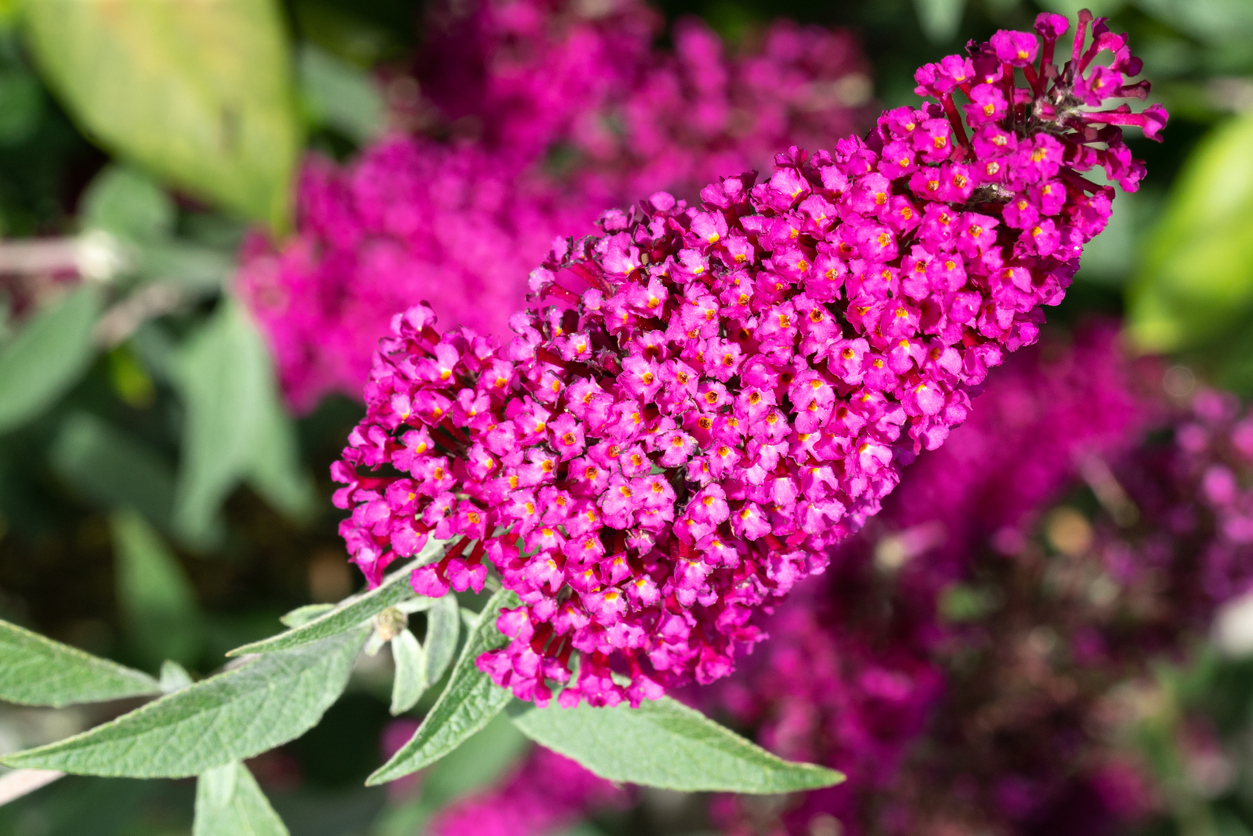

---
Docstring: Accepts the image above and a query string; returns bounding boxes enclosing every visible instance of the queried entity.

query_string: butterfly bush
[332,12,1166,708]
[238,0,867,412]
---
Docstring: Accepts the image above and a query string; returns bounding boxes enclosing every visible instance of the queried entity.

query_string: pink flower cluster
[332,13,1164,708]
[427,746,628,836]
[707,322,1156,834]
[1099,387,1253,622]
[238,141,592,412]
[238,0,867,413]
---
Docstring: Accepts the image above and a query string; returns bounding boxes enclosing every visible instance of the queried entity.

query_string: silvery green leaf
[389,629,426,715]
[1,628,366,778]
[367,588,517,785]
[423,595,460,686]
[228,539,446,656]
[394,598,436,615]
[509,696,845,794]
[172,300,312,542]
[159,660,194,693]
[0,619,158,707]
[194,762,289,836]
[279,603,335,628]
[80,164,174,243]
[111,508,201,667]
[52,413,178,535]
[0,287,102,434]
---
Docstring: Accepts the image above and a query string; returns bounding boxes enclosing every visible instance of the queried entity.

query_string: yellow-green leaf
[23,0,301,231]
[1127,111,1253,353]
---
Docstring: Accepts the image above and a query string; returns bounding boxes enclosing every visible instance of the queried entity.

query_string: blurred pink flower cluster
[237,0,868,412]
[427,747,629,836]
[707,335,1253,835]
[706,321,1158,834]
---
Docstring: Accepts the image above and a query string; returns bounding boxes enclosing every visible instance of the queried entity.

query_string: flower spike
[334,12,1167,707]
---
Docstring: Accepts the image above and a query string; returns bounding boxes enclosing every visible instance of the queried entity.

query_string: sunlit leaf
[23,0,301,230]
[1127,111,1253,352]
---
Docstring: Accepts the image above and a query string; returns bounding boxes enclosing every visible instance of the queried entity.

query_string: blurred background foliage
[0,0,1251,834]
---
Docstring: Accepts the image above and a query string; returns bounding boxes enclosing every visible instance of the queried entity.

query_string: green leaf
[227,539,446,656]
[111,508,202,667]
[367,588,518,785]
[172,299,311,542]
[245,379,316,524]
[298,45,384,145]
[0,618,159,707]
[279,603,335,628]
[1127,111,1253,353]
[419,711,529,803]
[159,660,194,693]
[0,627,366,778]
[389,629,426,715]
[23,0,301,230]
[51,412,178,534]
[80,164,174,243]
[0,69,43,146]
[371,712,528,836]
[0,287,103,434]
[912,0,965,42]
[138,241,233,294]
[194,762,290,836]
[1135,0,1253,48]
[509,696,845,794]
[423,595,460,686]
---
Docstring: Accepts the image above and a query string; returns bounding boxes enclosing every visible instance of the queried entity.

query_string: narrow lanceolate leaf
[194,762,289,836]
[0,628,366,778]
[389,629,426,716]
[0,618,158,707]
[24,0,301,230]
[0,287,102,434]
[423,595,460,686]
[227,539,446,656]
[367,588,518,785]
[509,696,845,794]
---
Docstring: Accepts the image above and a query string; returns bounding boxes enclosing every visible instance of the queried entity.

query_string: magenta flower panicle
[333,12,1166,708]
